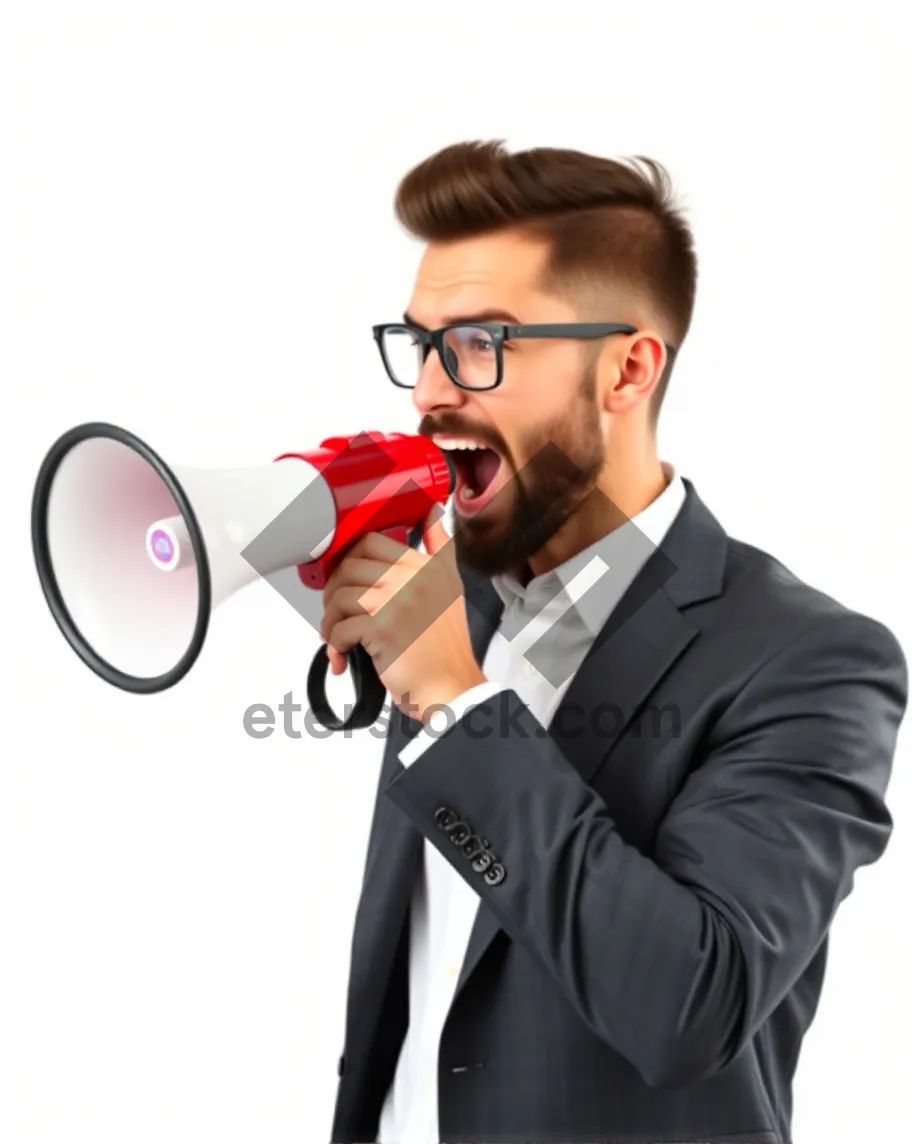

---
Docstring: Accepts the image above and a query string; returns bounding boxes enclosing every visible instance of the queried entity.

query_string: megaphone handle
[307,642,386,732]
[307,522,426,732]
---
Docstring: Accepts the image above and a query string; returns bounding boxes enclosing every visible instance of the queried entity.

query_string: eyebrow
[402,307,522,329]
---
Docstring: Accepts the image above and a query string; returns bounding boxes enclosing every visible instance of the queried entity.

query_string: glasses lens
[442,325,498,389]
[380,325,498,389]
[380,326,425,388]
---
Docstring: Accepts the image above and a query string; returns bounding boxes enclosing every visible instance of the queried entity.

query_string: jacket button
[462,834,486,859]
[472,851,493,874]
[484,862,506,886]
[434,806,458,831]
[448,821,472,846]
[469,851,492,874]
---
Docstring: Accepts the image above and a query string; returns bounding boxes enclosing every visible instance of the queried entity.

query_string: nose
[411,346,468,416]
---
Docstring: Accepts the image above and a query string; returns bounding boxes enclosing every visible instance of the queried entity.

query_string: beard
[447,362,605,579]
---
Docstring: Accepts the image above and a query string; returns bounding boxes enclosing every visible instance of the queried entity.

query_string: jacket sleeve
[399,681,506,768]
[383,613,907,1088]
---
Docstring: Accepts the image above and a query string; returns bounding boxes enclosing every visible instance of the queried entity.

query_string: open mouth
[432,435,506,517]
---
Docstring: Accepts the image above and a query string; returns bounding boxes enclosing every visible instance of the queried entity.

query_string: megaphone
[31,422,456,731]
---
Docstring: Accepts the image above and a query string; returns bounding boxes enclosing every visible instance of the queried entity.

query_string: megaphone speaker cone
[31,422,211,693]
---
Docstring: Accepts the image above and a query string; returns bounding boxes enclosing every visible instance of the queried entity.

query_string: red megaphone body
[280,430,454,590]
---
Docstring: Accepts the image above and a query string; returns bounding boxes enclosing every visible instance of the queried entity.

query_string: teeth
[433,436,487,451]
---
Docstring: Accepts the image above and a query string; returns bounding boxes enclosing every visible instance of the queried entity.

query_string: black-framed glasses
[372,321,677,391]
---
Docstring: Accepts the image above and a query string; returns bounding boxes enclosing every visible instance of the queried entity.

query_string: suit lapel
[550,546,697,787]
[453,479,729,1000]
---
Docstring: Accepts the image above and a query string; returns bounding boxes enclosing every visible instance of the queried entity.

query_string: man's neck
[523,453,668,582]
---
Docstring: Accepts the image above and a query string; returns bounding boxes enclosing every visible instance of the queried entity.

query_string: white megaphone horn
[31,422,456,730]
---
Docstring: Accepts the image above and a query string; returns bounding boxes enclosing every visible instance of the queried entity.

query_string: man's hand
[319,505,487,724]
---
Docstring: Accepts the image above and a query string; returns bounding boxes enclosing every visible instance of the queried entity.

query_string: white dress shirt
[377,464,687,1144]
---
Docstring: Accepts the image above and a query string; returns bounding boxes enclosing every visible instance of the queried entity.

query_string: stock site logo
[240,434,678,697]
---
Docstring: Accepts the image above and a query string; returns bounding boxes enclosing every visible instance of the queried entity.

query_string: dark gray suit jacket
[330,479,907,1144]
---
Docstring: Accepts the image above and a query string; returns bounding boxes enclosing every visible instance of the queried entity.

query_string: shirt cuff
[398,682,506,769]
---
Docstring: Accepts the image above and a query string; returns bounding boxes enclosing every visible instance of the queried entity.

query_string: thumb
[422,503,452,557]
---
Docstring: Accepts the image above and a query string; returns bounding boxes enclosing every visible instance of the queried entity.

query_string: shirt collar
[491,462,686,634]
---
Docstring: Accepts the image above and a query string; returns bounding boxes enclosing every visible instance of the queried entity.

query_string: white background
[2,2,911,1141]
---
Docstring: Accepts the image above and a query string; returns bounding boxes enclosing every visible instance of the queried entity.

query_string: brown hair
[393,140,697,424]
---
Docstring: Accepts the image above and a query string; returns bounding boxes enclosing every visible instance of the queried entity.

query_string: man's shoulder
[718,531,905,675]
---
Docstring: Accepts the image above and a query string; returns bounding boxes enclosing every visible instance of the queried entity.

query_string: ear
[603,332,667,415]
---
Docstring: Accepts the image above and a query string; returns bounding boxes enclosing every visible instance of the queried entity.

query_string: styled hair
[393,140,697,424]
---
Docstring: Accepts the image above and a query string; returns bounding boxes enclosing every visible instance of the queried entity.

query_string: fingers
[324,614,371,661]
[322,535,414,604]
[349,530,417,566]
[323,556,391,603]
[320,585,376,643]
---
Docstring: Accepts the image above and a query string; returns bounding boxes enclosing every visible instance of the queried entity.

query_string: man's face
[408,229,608,578]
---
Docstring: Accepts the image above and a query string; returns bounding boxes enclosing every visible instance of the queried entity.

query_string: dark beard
[451,365,605,580]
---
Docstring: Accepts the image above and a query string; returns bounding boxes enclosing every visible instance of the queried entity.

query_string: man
[320,140,907,1144]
